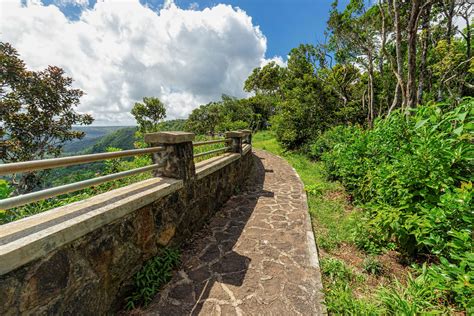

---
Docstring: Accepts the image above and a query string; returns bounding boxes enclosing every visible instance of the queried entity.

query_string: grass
[252,131,454,315]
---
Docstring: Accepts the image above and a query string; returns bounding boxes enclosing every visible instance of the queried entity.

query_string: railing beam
[0,163,164,210]
[193,146,232,158]
[192,139,229,147]
[0,147,164,176]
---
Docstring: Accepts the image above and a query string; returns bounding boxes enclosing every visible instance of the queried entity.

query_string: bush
[362,256,384,275]
[308,125,361,160]
[316,98,473,310]
[125,248,181,310]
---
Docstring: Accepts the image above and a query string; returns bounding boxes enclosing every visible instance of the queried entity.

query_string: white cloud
[188,2,199,10]
[0,0,273,125]
[261,55,286,68]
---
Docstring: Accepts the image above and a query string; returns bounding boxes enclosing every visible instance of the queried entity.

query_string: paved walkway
[145,150,325,315]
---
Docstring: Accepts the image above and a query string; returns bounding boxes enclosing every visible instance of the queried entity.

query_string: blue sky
[41,0,349,59]
[5,0,350,124]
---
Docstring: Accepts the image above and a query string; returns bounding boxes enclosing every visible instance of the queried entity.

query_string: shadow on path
[145,154,270,315]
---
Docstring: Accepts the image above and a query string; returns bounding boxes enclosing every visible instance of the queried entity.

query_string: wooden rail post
[225,131,244,155]
[144,131,196,181]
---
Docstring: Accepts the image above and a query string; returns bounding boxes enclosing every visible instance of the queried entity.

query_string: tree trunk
[378,0,389,113]
[444,0,456,44]
[406,0,422,110]
[392,0,406,108]
[388,82,400,116]
[417,3,431,105]
[367,50,375,127]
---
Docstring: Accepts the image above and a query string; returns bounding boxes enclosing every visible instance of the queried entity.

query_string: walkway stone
[145,150,325,315]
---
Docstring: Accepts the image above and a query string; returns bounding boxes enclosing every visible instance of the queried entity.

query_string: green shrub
[321,257,355,284]
[125,247,181,310]
[316,98,473,309]
[362,256,384,276]
[309,125,361,160]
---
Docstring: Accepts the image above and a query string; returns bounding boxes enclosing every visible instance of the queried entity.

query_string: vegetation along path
[145,149,325,315]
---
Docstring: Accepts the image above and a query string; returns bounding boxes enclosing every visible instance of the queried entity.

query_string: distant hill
[62,120,186,155]
[63,126,132,153]
[84,127,137,153]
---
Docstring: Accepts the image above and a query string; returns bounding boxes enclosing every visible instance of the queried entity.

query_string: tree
[328,0,379,126]
[185,102,223,136]
[0,42,93,193]
[131,97,166,133]
[244,61,286,96]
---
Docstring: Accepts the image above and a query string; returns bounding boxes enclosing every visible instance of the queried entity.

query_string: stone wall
[0,132,253,315]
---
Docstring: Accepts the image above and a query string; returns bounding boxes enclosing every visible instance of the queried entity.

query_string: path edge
[255,149,327,315]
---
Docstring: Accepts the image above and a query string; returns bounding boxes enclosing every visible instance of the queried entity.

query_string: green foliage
[125,248,181,310]
[63,126,128,153]
[254,131,465,313]
[0,42,93,193]
[315,98,473,310]
[131,97,166,133]
[362,256,384,276]
[309,125,360,159]
[192,134,229,163]
[0,179,11,199]
[321,257,356,284]
[185,102,224,135]
[244,61,285,95]
[321,258,454,314]
[185,95,255,135]
[0,180,13,222]
[376,267,449,315]
[1,148,153,225]
[268,44,366,150]
[154,119,186,132]
[320,258,380,314]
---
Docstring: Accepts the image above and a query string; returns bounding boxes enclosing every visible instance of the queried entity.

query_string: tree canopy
[131,97,167,133]
[0,42,93,193]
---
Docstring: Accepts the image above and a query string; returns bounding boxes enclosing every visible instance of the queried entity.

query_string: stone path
[144,150,325,315]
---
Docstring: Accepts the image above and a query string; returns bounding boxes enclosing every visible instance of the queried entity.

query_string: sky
[0,0,347,125]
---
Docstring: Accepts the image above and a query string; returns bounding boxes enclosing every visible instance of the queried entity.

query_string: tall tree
[0,42,93,193]
[185,102,223,136]
[244,61,286,96]
[405,0,423,109]
[328,0,378,125]
[131,97,166,134]
[417,3,432,104]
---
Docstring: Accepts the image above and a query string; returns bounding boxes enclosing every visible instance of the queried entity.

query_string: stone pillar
[241,129,252,144]
[225,131,244,154]
[144,131,195,181]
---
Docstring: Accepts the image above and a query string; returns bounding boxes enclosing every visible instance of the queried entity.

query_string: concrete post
[144,131,195,181]
[241,129,252,145]
[225,131,244,154]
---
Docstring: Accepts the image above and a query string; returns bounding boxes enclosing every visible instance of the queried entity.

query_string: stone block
[224,131,244,138]
[144,131,195,144]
